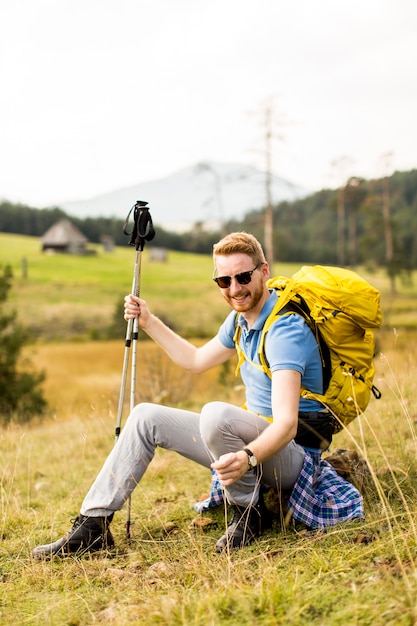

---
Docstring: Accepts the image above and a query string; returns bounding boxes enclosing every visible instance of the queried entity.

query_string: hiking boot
[31,514,114,559]
[215,492,272,553]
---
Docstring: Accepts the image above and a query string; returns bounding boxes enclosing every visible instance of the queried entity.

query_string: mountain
[59,161,309,232]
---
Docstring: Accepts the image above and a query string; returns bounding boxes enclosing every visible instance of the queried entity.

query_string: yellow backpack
[234,265,383,431]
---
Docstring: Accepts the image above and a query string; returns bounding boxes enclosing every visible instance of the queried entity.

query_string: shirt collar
[237,290,278,331]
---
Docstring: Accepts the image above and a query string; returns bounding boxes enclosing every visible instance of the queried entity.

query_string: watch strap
[243,448,256,470]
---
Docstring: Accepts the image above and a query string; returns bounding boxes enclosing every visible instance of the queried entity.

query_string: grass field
[1,232,417,341]
[1,232,230,340]
[1,334,416,625]
[1,233,417,624]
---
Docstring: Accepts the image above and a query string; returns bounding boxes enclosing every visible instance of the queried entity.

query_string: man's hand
[124,294,151,329]
[211,451,249,486]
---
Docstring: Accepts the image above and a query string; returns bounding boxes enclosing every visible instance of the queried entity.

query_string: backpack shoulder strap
[233,296,313,379]
[232,277,301,377]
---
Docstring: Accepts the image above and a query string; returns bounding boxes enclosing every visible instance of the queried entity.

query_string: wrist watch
[243,448,258,471]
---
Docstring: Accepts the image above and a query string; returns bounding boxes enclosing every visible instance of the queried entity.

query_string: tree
[0,265,47,424]
[344,177,367,267]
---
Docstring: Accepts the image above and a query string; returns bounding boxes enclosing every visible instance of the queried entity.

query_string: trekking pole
[115,200,155,539]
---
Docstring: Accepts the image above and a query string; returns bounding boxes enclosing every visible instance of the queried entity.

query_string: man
[32,232,363,558]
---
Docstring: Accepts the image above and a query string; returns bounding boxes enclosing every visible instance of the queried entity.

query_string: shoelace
[68,517,82,532]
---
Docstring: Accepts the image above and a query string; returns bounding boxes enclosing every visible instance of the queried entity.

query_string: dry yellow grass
[1,330,416,625]
[27,339,242,421]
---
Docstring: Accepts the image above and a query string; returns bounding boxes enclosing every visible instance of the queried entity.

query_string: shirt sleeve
[264,313,318,376]
[216,309,237,349]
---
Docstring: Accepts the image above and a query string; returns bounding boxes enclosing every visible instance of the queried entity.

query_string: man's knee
[199,401,232,446]
[125,402,159,431]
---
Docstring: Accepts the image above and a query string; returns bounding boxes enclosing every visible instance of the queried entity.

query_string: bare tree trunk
[382,174,396,295]
[332,157,354,267]
[337,185,345,266]
[195,162,226,236]
[347,202,357,266]
[346,176,361,267]
[264,105,274,268]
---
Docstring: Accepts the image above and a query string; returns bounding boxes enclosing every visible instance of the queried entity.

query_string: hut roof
[41,219,88,246]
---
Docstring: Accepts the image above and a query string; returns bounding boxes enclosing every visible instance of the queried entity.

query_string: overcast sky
[1,0,416,208]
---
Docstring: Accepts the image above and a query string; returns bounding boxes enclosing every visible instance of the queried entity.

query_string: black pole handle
[123,200,156,250]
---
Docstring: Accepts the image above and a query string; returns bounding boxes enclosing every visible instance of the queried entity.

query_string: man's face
[213,253,268,314]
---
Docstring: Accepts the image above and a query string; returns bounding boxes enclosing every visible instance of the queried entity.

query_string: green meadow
[2,232,417,340]
[0,232,232,340]
[1,232,417,625]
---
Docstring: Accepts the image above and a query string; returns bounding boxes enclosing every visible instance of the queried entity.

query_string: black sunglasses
[213,263,262,289]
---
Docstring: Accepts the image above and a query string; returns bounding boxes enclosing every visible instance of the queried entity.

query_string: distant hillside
[1,168,417,270]
[59,161,309,232]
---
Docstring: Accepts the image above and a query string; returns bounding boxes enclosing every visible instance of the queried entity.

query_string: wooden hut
[40,219,89,254]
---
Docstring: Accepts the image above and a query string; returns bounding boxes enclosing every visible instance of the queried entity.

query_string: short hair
[213,232,266,265]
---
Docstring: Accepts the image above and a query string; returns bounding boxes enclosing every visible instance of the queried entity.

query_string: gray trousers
[81,401,305,516]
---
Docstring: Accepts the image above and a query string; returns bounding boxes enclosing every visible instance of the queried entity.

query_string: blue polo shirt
[217,290,324,417]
